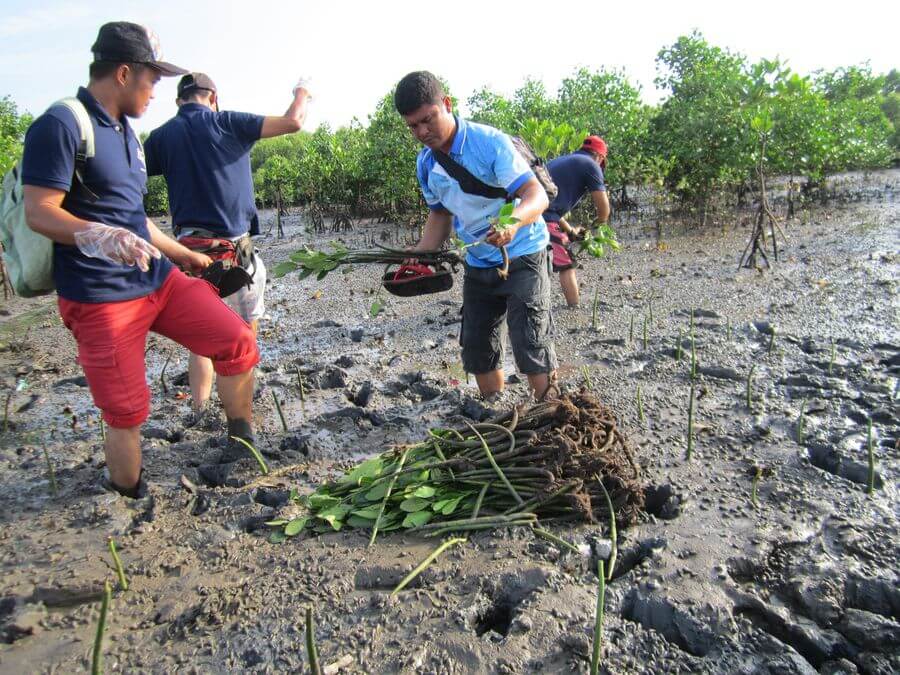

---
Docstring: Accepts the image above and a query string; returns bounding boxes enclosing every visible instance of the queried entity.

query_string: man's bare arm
[414,208,454,251]
[591,189,611,223]
[260,85,311,139]
[23,185,90,244]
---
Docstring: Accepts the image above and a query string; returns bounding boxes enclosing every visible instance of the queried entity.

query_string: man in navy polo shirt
[542,136,611,307]
[21,22,260,496]
[396,71,558,400]
[144,72,311,419]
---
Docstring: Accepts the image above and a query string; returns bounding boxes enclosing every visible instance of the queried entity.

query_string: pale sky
[2,0,897,134]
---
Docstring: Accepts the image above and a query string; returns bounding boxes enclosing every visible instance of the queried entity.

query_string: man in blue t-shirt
[21,22,260,496]
[144,72,311,418]
[396,71,558,400]
[542,136,611,307]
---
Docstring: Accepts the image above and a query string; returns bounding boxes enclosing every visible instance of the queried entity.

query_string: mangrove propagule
[590,559,606,675]
[107,538,128,592]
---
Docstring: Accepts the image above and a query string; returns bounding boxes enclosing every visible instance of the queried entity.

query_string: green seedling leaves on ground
[272,261,298,278]
[343,457,384,484]
[412,485,437,498]
[269,531,287,544]
[351,506,382,519]
[370,299,385,318]
[441,495,465,515]
[399,497,431,513]
[347,515,377,529]
[285,517,308,537]
[265,519,289,527]
[365,482,390,502]
[402,510,434,528]
[308,494,341,510]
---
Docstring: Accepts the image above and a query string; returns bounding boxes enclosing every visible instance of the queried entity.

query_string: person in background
[144,72,311,423]
[542,135,611,307]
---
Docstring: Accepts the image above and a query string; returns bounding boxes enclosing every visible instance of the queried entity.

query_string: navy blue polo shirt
[542,150,606,223]
[144,104,264,238]
[21,87,171,303]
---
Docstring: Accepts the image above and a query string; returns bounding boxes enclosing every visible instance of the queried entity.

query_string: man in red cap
[541,135,611,307]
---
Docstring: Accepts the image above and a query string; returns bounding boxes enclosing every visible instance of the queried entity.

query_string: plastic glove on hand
[73,222,161,271]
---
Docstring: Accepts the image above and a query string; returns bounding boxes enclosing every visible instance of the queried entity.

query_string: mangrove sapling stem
[306,606,322,675]
[726,318,731,342]
[532,526,583,556]
[690,337,697,381]
[415,512,537,532]
[41,445,58,496]
[591,286,600,331]
[689,308,695,341]
[590,560,606,675]
[829,338,836,375]
[107,538,128,592]
[369,447,411,547]
[271,390,288,432]
[636,385,644,424]
[229,436,269,475]
[2,391,10,433]
[866,419,875,496]
[796,401,806,445]
[91,581,111,675]
[648,296,653,323]
[596,478,618,580]
[628,314,634,344]
[582,365,593,392]
[464,422,523,506]
[675,329,683,361]
[390,538,467,597]
[767,326,776,354]
[746,364,756,410]
[751,467,762,509]
[686,383,695,461]
[642,315,648,351]
[159,349,172,394]
[427,520,536,537]
[471,482,491,520]
[505,480,581,515]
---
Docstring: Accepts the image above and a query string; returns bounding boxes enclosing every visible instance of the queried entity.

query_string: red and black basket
[381,263,454,297]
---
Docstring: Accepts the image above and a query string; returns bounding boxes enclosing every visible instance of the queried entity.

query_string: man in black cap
[21,22,260,496]
[144,72,311,421]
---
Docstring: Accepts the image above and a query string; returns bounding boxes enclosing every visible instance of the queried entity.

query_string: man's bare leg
[217,368,255,425]
[189,320,257,411]
[475,369,505,398]
[105,426,142,490]
[559,269,580,307]
[527,371,558,400]
[188,353,215,410]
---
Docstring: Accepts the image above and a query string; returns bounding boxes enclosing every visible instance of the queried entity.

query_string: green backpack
[0,97,95,297]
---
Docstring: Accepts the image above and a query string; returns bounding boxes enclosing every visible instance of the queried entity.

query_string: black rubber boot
[220,417,256,463]
[100,469,148,499]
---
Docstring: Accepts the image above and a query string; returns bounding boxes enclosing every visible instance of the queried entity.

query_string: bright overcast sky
[1,0,896,134]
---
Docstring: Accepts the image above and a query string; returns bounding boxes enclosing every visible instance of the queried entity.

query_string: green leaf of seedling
[370,299,384,318]
[364,482,389,501]
[264,519,289,527]
[284,517,308,537]
[347,515,377,529]
[308,494,340,510]
[269,531,287,544]
[351,506,382,519]
[399,497,431,513]
[402,510,434,528]
[272,261,298,278]
[441,495,465,515]
[412,485,437,498]
[344,457,384,484]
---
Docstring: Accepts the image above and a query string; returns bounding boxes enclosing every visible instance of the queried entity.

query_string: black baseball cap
[91,21,187,77]
[177,72,217,99]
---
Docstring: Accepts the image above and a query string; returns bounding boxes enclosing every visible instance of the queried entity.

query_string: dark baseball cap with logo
[177,73,217,99]
[91,21,187,77]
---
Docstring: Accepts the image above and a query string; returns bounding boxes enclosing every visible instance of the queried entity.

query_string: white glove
[292,77,313,100]
[74,222,161,272]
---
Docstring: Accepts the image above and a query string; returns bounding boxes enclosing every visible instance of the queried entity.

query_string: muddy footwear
[184,400,220,430]
[536,373,561,402]
[100,469,148,499]
[219,417,257,463]
[197,461,238,487]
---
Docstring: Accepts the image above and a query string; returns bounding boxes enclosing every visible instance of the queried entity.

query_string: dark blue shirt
[21,87,171,303]
[542,150,606,223]
[144,104,264,238]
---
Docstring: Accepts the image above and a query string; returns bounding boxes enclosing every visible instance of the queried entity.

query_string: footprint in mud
[643,483,683,521]
[806,442,884,489]
[620,588,717,657]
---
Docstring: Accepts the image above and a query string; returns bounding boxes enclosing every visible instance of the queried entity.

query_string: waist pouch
[178,229,255,298]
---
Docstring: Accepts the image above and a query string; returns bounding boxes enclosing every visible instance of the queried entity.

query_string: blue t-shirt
[416,117,548,268]
[21,87,172,303]
[542,150,606,223]
[144,104,264,238]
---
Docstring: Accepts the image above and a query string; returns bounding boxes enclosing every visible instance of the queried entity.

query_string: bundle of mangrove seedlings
[268,392,644,542]
[272,243,462,280]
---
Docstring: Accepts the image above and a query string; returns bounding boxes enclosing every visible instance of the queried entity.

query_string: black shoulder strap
[431,149,508,201]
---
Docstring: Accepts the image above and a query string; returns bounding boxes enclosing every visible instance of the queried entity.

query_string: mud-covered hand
[292,77,313,100]
[74,222,161,271]
[485,222,520,248]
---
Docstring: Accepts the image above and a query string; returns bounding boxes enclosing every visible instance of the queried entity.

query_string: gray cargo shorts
[460,248,558,375]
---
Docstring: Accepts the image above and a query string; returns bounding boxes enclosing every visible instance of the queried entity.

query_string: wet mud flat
[0,169,898,673]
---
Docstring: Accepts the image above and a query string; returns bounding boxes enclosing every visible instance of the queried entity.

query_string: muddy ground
[0,169,897,674]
